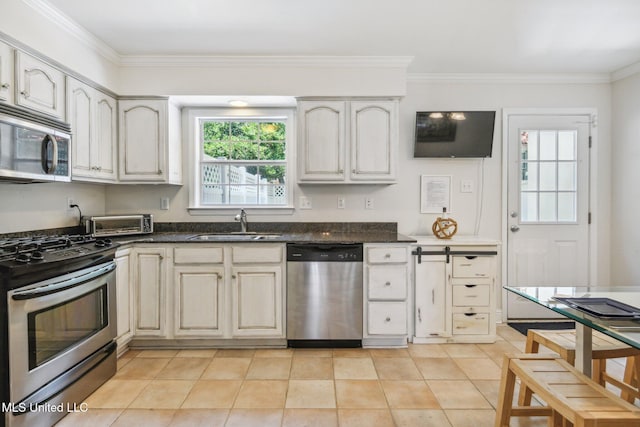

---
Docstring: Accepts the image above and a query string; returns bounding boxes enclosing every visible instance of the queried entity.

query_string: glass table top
[505,286,640,349]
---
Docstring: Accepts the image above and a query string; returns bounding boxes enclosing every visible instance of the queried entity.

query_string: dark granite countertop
[113,222,416,245]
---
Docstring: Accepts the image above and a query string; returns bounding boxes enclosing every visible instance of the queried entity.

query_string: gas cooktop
[0,235,118,287]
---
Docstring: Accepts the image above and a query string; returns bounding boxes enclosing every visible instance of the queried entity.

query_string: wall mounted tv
[414,111,496,158]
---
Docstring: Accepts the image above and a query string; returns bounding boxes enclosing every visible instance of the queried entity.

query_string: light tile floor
[55,325,634,427]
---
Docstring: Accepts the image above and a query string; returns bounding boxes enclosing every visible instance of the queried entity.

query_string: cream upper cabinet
[67,77,117,182]
[297,100,347,181]
[118,98,182,184]
[0,40,13,103]
[15,51,65,119]
[298,98,398,184]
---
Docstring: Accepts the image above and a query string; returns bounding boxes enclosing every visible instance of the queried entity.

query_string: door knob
[510,225,520,232]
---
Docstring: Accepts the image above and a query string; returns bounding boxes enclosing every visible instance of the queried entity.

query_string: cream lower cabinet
[231,245,285,338]
[115,247,133,353]
[132,246,168,337]
[172,245,225,337]
[363,244,409,347]
[413,243,498,344]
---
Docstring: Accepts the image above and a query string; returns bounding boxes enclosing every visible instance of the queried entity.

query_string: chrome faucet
[235,208,248,233]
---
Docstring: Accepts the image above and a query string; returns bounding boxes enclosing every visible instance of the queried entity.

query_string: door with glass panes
[506,114,591,318]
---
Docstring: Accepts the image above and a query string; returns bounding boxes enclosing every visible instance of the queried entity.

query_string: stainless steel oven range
[0,235,118,427]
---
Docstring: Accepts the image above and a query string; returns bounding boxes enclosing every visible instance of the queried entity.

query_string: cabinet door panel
[95,94,117,179]
[414,256,448,337]
[119,100,166,181]
[68,81,93,176]
[115,252,132,342]
[0,41,13,102]
[15,51,65,118]
[232,266,283,337]
[174,266,224,336]
[298,101,346,181]
[135,249,165,336]
[350,101,397,181]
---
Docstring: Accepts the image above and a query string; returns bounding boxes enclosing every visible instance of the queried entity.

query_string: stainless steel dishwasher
[287,243,363,347]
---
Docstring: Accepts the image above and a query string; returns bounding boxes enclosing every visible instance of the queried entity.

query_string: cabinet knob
[20,90,27,96]
[384,253,391,258]
[385,317,391,322]
[352,169,357,173]
[338,169,344,174]
[1,83,9,89]
[384,281,391,286]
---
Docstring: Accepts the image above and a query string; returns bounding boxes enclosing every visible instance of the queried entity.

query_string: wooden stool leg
[495,356,517,427]
[519,331,540,406]
[621,355,640,403]
[592,358,605,386]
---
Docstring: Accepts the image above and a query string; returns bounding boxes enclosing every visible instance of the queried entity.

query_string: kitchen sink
[188,233,282,241]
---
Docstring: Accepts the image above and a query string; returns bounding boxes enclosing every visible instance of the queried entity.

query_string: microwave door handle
[41,134,58,174]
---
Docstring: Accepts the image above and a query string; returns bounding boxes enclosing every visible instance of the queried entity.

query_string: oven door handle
[11,262,116,300]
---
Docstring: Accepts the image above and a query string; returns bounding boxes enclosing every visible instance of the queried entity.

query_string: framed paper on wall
[420,175,451,213]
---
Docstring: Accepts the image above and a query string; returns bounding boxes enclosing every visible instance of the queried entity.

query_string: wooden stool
[496,353,640,427]
[519,329,640,405]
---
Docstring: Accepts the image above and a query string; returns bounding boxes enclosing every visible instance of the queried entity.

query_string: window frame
[185,107,296,214]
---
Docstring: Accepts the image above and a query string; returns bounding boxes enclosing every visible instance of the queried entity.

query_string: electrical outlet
[337,195,345,209]
[299,196,312,209]
[461,180,474,193]
[365,197,374,210]
[160,197,170,210]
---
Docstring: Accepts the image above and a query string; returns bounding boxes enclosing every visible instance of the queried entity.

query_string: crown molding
[22,0,120,64]
[407,72,612,85]
[611,61,640,82]
[118,55,415,69]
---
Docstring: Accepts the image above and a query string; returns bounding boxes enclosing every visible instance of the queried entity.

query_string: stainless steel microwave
[85,214,154,237]
[0,103,71,183]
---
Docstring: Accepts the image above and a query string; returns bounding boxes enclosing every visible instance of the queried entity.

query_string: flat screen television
[414,111,496,158]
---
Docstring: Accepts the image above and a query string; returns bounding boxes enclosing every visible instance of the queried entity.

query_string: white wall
[611,73,640,284]
[104,77,613,286]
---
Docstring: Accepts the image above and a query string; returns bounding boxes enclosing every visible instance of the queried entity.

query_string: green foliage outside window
[202,121,286,182]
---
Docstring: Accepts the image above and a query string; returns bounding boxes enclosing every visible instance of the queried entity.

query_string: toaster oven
[85,214,153,237]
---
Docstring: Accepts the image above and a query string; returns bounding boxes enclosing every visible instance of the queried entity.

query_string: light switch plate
[461,180,474,193]
[300,196,312,209]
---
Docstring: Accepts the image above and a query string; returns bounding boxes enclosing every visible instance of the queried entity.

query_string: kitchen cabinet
[0,40,13,103]
[231,245,285,338]
[173,246,225,337]
[363,244,409,347]
[412,240,499,344]
[15,51,65,119]
[115,248,133,353]
[118,97,182,184]
[132,246,167,337]
[67,77,117,182]
[297,98,398,184]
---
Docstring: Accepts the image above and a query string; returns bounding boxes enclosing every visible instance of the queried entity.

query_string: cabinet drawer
[367,265,407,300]
[452,256,493,278]
[452,284,490,307]
[367,247,407,264]
[174,247,224,264]
[452,312,489,335]
[368,302,407,335]
[232,244,283,263]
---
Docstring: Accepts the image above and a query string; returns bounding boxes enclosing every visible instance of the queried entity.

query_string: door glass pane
[28,286,108,369]
[521,192,538,222]
[522,130,538,161]
[521,161,538,191]
[539,192,557,222]
[539,163,556,191]
[539,131,557,160]
[558,192,576,222]
[558,163,576,191]
[558,131,576,161]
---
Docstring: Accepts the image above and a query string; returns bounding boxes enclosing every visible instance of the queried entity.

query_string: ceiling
[41,0,640,75]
